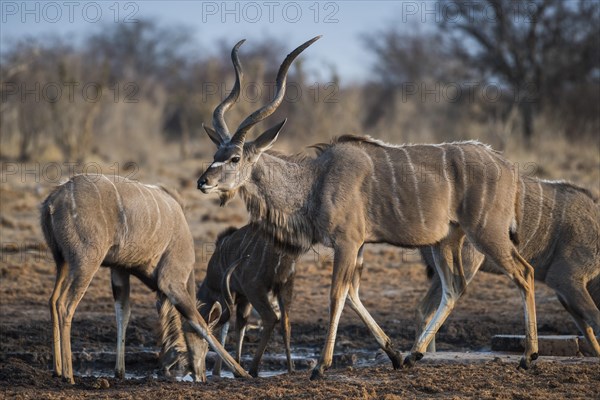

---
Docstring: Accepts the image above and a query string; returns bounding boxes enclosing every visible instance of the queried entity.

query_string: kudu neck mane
[239,150,317,251]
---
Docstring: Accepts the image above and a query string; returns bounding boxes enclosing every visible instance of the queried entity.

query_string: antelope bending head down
[42,174,250,384]
[197,37,539,379]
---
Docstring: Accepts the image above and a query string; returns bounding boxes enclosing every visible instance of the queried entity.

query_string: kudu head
[161,300,222,382]
[197,36,321,203]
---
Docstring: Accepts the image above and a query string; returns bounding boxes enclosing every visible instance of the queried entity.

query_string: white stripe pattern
[522,182,544,250]
[456,146,467,213]
[538,186,556,246]
[400,148,425,227]
[382,148,406,222]
[103,176,129,238]
[143,185,162,238]
[441,146,453,220]
[69,180,78,219]
[90,180,109,239]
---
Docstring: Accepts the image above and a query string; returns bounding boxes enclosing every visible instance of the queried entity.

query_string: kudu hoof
[518,353,538,370]
[389,351,403,370]
[310,366,325,381]
[114,370,125,380]
[233,371,246,379]
[402,352,423,369]
[62,376,75,385]
[249,369,259,378]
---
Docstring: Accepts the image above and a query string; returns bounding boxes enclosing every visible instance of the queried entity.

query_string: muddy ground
[1,158,598,399]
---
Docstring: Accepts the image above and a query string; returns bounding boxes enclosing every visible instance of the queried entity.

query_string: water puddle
[71,347,378,380]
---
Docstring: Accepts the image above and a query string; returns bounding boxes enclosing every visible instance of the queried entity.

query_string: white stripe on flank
[131,183,151,227]
[365,153,380,186]
[522,181,544,250]
[538,186,556,246]
[143,185,162,238]
[69,180,78,219]
[209,161,225,169]
[456,146,468,213]
[400,147,425,227]
[103,175,129,238]
[382,149,406,222]
[253,244,268,283]
[475,149,491,229]
[274,253,282,275]
[456,146,469,197]
[248,233,260,267]
[441,146,453,220]
[131,183,156,238]
[89,180,109,239]
[239,228,252,254]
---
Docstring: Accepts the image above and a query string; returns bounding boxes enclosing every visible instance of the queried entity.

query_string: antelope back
[41,174,193,267]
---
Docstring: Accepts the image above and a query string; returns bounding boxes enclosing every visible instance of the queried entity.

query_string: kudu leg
[346,246,402,369]
[415,274,443,354]
[407,232,467,367]
[182,272,206,382]
[235,302,252,364]
[57,259,101,384]
[556,290,600,357]
[415,245,485,354]
[508,249,539,369]
[278,279,295,373]
[111,269,131,379]
[49,259,68,377]
[248,293,279,377]
[161,282,251,379]
[474,230,539,369]
[212,321,230,377]
[311,242,359,380]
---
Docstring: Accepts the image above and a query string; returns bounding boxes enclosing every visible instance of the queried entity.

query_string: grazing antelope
[417,178,600,356]
[41,174,250,384]
[196,224,298,377]
[155,295,222,379]
[197,37,539,379]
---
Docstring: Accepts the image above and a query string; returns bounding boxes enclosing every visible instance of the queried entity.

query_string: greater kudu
[196,37,539,379]
[197,224,298,377]
[41,174,250,383]
[417,177,600,356]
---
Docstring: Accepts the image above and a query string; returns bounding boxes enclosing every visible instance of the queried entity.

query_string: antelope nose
[197,178,207,189]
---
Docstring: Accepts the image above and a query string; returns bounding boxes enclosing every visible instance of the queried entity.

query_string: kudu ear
[253,119,287,152]
[203,124,223,147]
[208,301,222,329]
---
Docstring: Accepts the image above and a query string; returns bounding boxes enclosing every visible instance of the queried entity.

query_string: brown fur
[419,177,600,356]
[197,38,539,377]
[197,224,298,377]
[41,174,249,383]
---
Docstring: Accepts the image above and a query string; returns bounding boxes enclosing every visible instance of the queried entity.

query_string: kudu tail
[220,257,247,319]
[40,196,64,267]
[510,181,522,246]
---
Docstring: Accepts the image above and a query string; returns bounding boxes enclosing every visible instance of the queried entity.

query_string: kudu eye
[231,156,241,164]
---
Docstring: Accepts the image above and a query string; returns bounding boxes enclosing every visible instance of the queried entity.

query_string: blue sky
[1,1,435,84]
